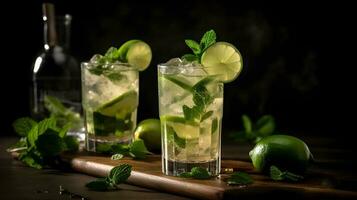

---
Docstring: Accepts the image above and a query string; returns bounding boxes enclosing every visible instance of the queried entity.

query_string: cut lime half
[118,40,152,71]
[201,42,243,83]
[96,90,138,118]
[161,115,199,139]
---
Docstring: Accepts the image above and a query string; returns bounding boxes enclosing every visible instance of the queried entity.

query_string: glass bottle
[31,3,81,120]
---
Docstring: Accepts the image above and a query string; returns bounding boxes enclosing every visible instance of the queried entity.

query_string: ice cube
[90,54,104,63]
[166,58,183,66]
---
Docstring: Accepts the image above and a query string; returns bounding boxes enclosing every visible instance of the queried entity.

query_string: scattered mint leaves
[12,117,37,137]
[182,29,216,62]
[86,164,132,191]
[108,164,132,184]
[96,139,151,159]
[227,172,253,185]
[35,130,65,157]
[179,167,211,179]
[11,116,80,169]
[270,166,304,182]
[111,154,124,160]
[230,114,276,143]
[63,136,79,152]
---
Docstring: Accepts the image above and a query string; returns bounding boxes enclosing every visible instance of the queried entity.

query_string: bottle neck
[42,4,72,51]
[43,3,57,49]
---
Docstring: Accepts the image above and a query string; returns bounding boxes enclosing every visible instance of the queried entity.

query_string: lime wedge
[118,40,152,71]
[161,115,199,139]
[96,90,138,118]
[201,42,243,83]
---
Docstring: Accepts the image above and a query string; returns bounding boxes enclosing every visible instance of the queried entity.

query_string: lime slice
[161,115,199,139]
[118,40,152,71]
[96,90,138,118]
[201,42,243,83]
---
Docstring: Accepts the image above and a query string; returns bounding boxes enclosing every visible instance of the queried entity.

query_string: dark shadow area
[1,0,353,138]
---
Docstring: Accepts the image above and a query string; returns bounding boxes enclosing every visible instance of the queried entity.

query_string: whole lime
[134,119,161,153]
[249,135,312,174]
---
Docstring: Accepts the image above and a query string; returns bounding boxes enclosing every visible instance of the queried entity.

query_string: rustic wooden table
[1,135,356,199]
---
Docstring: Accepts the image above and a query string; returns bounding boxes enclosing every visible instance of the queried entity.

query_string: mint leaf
[12,117,37,137]
[86,164,132,191]
[179,167,211,179]
[106,72,125,83]
[270,165,284,180]
[104,47,120,62]
[20,152,42,169]
[201,111,213,122]
[255,115,275,137]
[242,115,252,133]
[111,154,124,160]
[58,123,71,138]
[36,130,65,157]
[129,139,150,159]
[179,172,192,178]
[167,126,186,148]
[108,164,132,184]
[227,172,253,185]
[185,40,201,55]
[270,165,303,182]
[37,117,57,135]
[190,167,211,179]
[63,136,79,152]
[27,125,39,147]
[181,54,198,62]
[200,30,216,52]
[211,118,218,134]
[85,178,111,191]
[183,105,202,122]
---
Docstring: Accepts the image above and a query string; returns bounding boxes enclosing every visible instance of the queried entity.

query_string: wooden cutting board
[60,152,357,200]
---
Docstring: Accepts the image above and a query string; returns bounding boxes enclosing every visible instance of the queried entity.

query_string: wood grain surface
[60,153,357,200]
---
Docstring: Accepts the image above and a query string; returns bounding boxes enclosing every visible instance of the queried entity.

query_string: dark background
[1,0,353,137]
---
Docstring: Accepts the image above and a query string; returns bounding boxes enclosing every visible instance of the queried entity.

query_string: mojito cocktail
[159,60,223,176]
[82,41,152,152]
[82,62,139,151]
[158,30,242,176]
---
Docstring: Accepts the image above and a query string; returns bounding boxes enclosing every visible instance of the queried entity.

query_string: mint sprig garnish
[9,117,79,169]
[96,139,151,159]
[182,29,216,62]
[86,164,132,191]
[88,47,126,82]
[179,167,211,179]
[226,172,254,186]
[270,165,304,181]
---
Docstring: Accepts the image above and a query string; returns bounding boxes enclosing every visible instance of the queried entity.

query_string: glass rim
[158,62,205,70]
[81,61,138,72]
